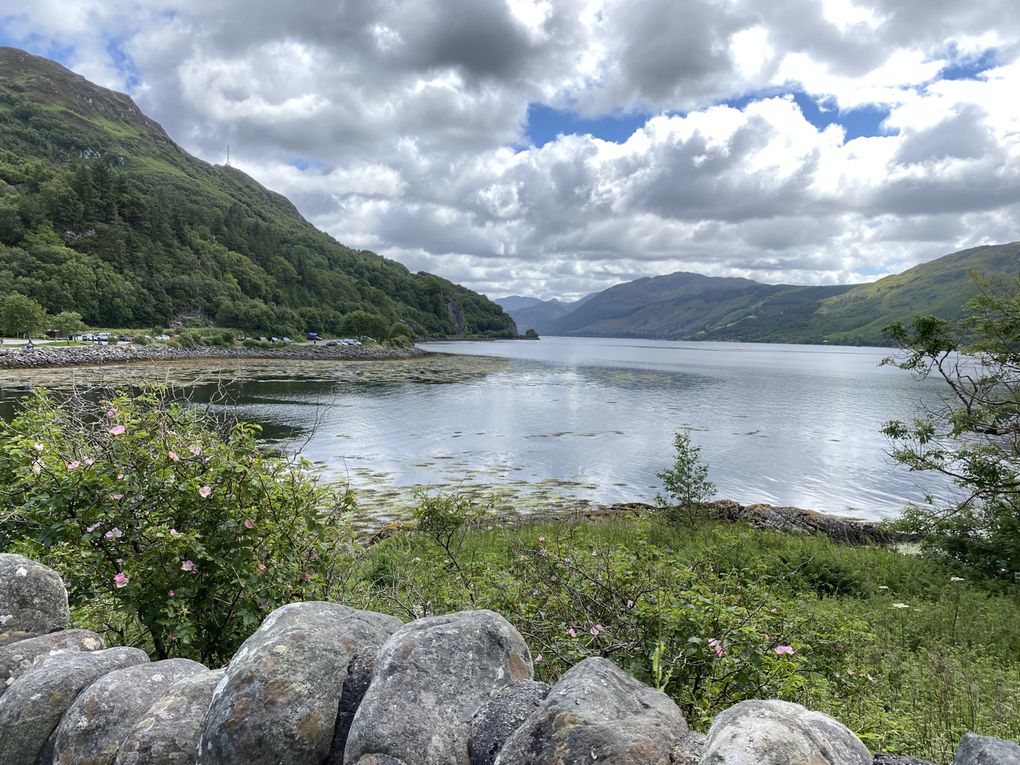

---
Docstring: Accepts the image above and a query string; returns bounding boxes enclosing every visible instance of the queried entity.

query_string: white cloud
[2,0,1020,298]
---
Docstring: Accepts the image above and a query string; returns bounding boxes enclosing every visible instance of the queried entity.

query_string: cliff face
[2,553,1017,764]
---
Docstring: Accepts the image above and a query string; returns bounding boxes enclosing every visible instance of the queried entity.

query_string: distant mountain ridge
[502,243,1020,346]
[0,47,516,337]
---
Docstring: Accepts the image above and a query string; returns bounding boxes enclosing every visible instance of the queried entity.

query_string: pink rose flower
[109,425,126,436]
[66,460,81,471]
[198,485,212,499]
[774,645,795,655]
[33,442,44,452]
[84,457,94,466]
[168,450,180,462]
[188,444,202,456]
[567,627,577,638]
[708,638,724,658]
[113,572,128,588]
[244,519,255,529]
[104,527,124,539]
[181,560,198,573]
[105,407,118,418]
[170,528,180,537]
[167,590,175,598]
[257,562,267,571]
[86,522,101,533]
[109,492,124,501]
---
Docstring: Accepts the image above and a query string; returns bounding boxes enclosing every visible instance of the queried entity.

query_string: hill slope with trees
[0,47,516,338]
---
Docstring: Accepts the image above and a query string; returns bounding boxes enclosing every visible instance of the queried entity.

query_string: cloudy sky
[2,1,1019,300]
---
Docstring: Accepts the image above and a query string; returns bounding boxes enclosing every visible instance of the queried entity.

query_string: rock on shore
[0,343,429,369]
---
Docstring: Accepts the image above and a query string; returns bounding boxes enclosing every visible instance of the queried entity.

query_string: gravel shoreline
[0,343,431,369]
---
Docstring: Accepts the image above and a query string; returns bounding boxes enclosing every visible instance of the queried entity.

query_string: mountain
[493,295,545,312]
[543,242,1020,345]
[0,47,516,337]
[494,293,596,334]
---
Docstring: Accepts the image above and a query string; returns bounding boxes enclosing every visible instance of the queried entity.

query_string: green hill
[544,243,1020,345]
[0,47,517,337]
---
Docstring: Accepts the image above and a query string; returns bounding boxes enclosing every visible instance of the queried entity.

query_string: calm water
[0,337,953,519]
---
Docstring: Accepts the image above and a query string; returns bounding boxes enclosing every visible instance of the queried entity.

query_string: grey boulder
[495,656,687,765]
[52,657,207,765]
[954,732,1020,765]
[346,609,533,765]
[0,646,149,765]
[873,755,936,765]
[672,731,707,765]
[115,668,225,765]
[0,628,104,697]
[469,680,550,765]
[701,699,871,765]
[198,601,402,765]
[0,553,69,636]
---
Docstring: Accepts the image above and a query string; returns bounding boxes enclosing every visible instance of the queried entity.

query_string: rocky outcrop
[199,601,402,765]
[495,657,687,765]
[0,553,70,640]
[700,699,872,765]
[0,555,1016,765]
[0,628,104,696]
[0,343,429,369]
[345,609,533,765]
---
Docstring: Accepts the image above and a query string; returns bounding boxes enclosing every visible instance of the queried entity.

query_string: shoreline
[0,343,432,369]
[366,498,914,546]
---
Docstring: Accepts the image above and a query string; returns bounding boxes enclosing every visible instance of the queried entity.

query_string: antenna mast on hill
[226,145,231,167]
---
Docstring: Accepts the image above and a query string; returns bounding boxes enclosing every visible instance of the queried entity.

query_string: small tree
[52,310,85,339]
[883,276,1020,577]
[656,431,716,517]
[1,292,47,338]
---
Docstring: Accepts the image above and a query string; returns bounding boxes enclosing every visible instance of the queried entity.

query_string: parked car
[326,339,340,347]
[118,335,132,342]
[97,332,110,343]
[155,334,171,341]
[282,337,293,344]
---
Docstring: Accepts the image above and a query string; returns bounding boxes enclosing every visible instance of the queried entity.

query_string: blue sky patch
[940,48,996,80]
[525,103,651,147]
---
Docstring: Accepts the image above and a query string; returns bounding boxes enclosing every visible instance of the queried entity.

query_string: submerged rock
[199,601,402,765]
[0,646,149,765]
[495,657,686,765]
[953,732,1020,765]
[701,699,871,765]
[115,668,225,765]
[0,553,70,636]
[345,609,533,765]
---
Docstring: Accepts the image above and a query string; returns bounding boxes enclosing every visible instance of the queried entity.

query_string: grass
[342,513,1020,762]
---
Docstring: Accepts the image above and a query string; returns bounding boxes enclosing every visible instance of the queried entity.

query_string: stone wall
[1,553,1017,765]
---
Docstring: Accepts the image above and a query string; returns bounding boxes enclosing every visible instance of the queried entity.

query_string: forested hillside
[0,47,516,337]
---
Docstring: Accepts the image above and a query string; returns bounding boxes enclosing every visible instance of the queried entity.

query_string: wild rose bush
[0,387,355,663]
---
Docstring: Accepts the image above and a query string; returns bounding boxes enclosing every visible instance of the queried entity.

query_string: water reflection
[0,341,955,519]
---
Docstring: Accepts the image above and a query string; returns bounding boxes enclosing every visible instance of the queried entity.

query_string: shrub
[656,430,716,519]
[0,387,355,664]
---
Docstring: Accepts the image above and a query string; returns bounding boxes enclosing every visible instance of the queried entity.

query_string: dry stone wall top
[0,555,1017,765]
